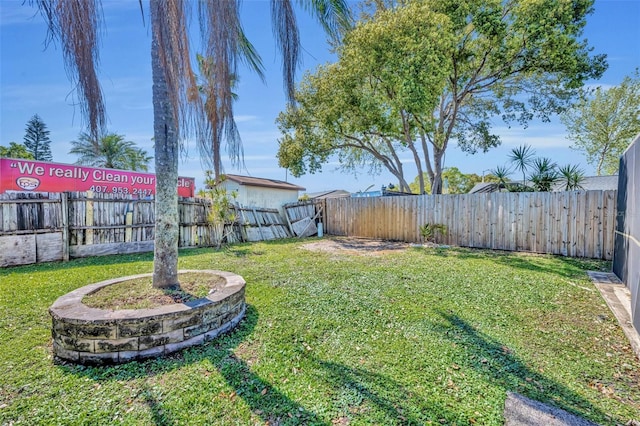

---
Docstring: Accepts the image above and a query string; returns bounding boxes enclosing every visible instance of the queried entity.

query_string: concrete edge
[50,270,245,321]
[587,271,640,361]
[504,392,599,426]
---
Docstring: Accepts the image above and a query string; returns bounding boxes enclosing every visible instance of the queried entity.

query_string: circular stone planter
[49,270,246,365]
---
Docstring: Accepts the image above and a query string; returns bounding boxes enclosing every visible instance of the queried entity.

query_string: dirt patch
[83,272,226,310]
[301,236,415,256]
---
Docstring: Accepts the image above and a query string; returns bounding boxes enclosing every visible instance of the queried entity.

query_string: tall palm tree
[34,0,351,288]
[508,144,536,185]
[69,132,152,171]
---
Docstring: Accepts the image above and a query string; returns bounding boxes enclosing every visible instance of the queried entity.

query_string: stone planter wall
[49,270,246,365]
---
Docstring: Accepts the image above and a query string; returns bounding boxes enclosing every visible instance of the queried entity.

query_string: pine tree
[23,114,53,161]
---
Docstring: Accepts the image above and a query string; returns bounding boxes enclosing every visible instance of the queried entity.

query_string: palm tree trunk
[214,142,221,180]
[151,1,179,289]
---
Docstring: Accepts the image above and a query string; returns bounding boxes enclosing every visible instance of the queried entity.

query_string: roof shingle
[222,174,305,191]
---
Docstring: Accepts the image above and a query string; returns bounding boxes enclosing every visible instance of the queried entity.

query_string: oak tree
[278,0,606,194]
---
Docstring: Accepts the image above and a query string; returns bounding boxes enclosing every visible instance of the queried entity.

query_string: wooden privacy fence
[2,190,618,265]
[324,190,618,260]
[0,192,294,267]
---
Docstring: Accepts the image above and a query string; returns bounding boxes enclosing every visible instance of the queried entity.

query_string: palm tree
[195,52,258,181]
[34,0,351,288]
[558,164,585,191]
[69,132,152,171]
[490,165,511,191]
[529,157,560,191]
[508,144,535,185]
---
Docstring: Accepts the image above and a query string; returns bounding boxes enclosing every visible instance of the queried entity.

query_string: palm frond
[69,132,151,171]
[302,0,353,42]
[508,144,535,182]
[558,164,585,191]
[32,0,105,138]
[271,0,301,102]
[151,0,202,143]
[490,165,511,189]
[529,157,560,191]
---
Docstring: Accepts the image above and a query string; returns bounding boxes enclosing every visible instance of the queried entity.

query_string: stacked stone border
[49,269,246,365]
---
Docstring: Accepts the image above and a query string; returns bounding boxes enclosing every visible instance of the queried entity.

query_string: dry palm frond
[271,0,302,102]
[33,0,106,138]
[32,0,352,172]
[151,0,203,144]
[195,0,243,172]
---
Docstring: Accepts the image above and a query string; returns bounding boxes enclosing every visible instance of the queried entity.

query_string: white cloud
[122,132,154,148]
[490,126,570,149]
[238,129,281,146]
[234,115,259,123]
[242,154,278,161]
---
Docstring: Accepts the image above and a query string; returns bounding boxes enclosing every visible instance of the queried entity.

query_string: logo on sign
[16,177,41,191]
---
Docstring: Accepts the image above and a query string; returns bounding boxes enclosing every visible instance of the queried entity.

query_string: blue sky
[1,0,639,194]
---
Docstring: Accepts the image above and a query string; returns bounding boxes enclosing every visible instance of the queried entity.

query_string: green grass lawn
[1,238,638,425]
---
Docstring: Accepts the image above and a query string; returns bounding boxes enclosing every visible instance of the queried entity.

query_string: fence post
[85,191,94,245]
[125,210,133,242]
[125,200,134,243]
[61,192,69,261]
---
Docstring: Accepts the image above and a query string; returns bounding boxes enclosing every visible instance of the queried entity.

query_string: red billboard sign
[0,158,195,198]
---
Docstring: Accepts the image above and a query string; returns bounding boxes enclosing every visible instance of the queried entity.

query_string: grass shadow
[139,383,177,426]
[310,356,457,424]
[418,245,610,280]
[58,304,328,425]
[435,310,613,424]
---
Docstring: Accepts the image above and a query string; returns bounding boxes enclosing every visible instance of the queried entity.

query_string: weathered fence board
[0,234,35,267]
[36,232,64,263]
[283,200,324,237]
[234,206,291,242]
[325,190,617,260]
